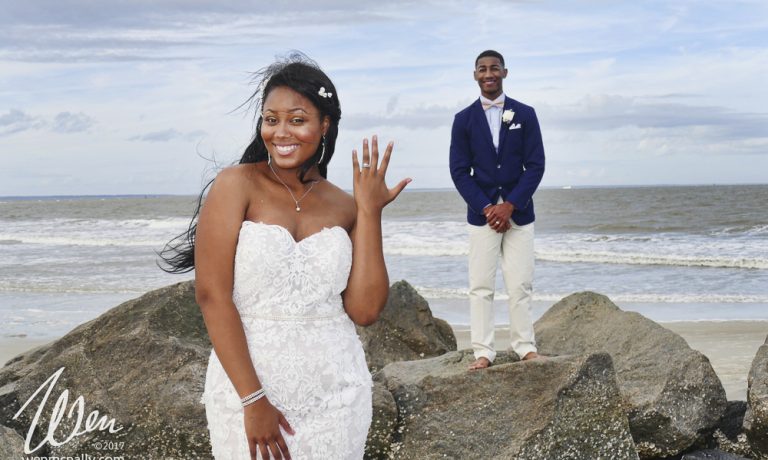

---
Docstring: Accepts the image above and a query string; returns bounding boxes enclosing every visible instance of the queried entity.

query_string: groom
[449,50,545,370]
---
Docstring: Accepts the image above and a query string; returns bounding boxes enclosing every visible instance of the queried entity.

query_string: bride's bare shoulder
[213,163,269,188]
[204,164,272,210]
[320,180,356,229]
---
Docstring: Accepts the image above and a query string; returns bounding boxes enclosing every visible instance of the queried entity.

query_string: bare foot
[522,351,542,361]
[468,357,491,370]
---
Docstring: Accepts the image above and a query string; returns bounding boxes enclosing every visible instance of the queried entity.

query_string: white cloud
[542,94,767,140]
[0,109,45,136]
[0,109,97,136]
[52,111,94,133]
[128,128,207,143]
[1,1,767,194]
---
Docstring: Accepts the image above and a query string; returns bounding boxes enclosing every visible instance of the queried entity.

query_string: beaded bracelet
[241,389,266,407]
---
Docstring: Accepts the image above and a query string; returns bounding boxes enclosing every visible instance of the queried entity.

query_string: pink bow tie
[482,100,504,110]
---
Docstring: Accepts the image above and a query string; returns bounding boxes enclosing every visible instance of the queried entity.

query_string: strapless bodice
[232,221,352,320]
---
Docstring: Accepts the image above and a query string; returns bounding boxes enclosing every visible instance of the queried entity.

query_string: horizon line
[2,182,767,199]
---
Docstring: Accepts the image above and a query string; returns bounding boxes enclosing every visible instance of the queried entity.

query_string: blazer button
[496,164,501,169]
[498,186,502,190]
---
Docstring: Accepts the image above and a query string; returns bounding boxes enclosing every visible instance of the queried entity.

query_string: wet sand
[0,337,55,368]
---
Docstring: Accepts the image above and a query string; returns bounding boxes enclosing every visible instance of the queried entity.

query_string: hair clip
[318,86,333,98]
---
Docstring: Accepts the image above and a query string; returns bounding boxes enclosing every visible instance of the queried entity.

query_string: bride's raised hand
[352,135,411,214]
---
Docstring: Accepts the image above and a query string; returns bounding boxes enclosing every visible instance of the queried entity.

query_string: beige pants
[468,207,536,362]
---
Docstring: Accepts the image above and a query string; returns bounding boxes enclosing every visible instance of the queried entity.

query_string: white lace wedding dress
[200,221,373,459]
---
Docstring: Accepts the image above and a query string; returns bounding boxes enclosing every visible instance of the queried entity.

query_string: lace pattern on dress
[200,221,372,459]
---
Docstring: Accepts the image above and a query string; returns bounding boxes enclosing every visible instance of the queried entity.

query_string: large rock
[710,401,752,458]
[0,425,25,459]
[745,335,768,459]
[356,280,456,372]
[719,401,748,443]
[375,349,638,459]
[535,292,728,459]
[0,279,453,459]
[0,281,213,459]
[681,449,751,460]
[365,380,398,460]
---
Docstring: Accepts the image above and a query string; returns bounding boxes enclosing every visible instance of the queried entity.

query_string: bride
[160,54,410,459]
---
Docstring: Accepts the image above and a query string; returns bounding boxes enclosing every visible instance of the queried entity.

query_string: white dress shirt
[479,92,505,151]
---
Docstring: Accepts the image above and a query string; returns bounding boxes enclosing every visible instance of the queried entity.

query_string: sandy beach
[0,337,54,368]
[453,320,768,401]
[663,321,768,400]
[2,320,765,401]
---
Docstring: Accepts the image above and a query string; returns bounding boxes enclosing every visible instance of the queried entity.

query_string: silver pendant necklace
[268,160,318,212]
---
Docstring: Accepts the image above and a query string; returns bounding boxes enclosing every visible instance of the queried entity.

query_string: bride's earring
[318,136,326,164]
[267,153,272,165]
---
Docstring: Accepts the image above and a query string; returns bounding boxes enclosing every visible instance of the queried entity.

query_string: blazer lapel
[497,96,514,152]
[471,99,495,153]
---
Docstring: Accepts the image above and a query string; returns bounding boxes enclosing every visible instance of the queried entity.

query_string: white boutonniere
[501,109,514,124]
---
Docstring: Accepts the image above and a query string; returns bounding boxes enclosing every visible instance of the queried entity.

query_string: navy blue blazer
[449,97,545,226]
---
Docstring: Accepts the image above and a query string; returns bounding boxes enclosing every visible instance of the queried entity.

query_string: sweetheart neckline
[241,220,349,245]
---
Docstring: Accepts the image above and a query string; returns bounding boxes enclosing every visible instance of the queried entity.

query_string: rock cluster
[356,280,456,372]
[535,292,728,459]
[745,335,768,459]
[0,281,212,459]
[373,349,637,459]
[0,282,764,459]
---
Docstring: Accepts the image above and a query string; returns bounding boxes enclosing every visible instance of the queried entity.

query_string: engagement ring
[361,163,371,168]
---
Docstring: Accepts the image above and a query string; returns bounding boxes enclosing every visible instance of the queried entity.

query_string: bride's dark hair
[158,52,341,273]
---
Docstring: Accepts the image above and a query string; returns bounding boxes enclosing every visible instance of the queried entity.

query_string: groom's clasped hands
[484,201,515,233]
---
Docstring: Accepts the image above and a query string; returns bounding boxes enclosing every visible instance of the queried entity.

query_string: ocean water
[1,185,767,339]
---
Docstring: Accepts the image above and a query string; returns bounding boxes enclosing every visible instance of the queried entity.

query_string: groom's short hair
[475,50,505,67]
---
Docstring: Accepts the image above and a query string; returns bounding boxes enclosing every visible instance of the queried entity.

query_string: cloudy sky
[1,0,766,196]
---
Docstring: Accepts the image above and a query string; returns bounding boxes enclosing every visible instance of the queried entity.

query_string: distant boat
[562,186,572,190]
